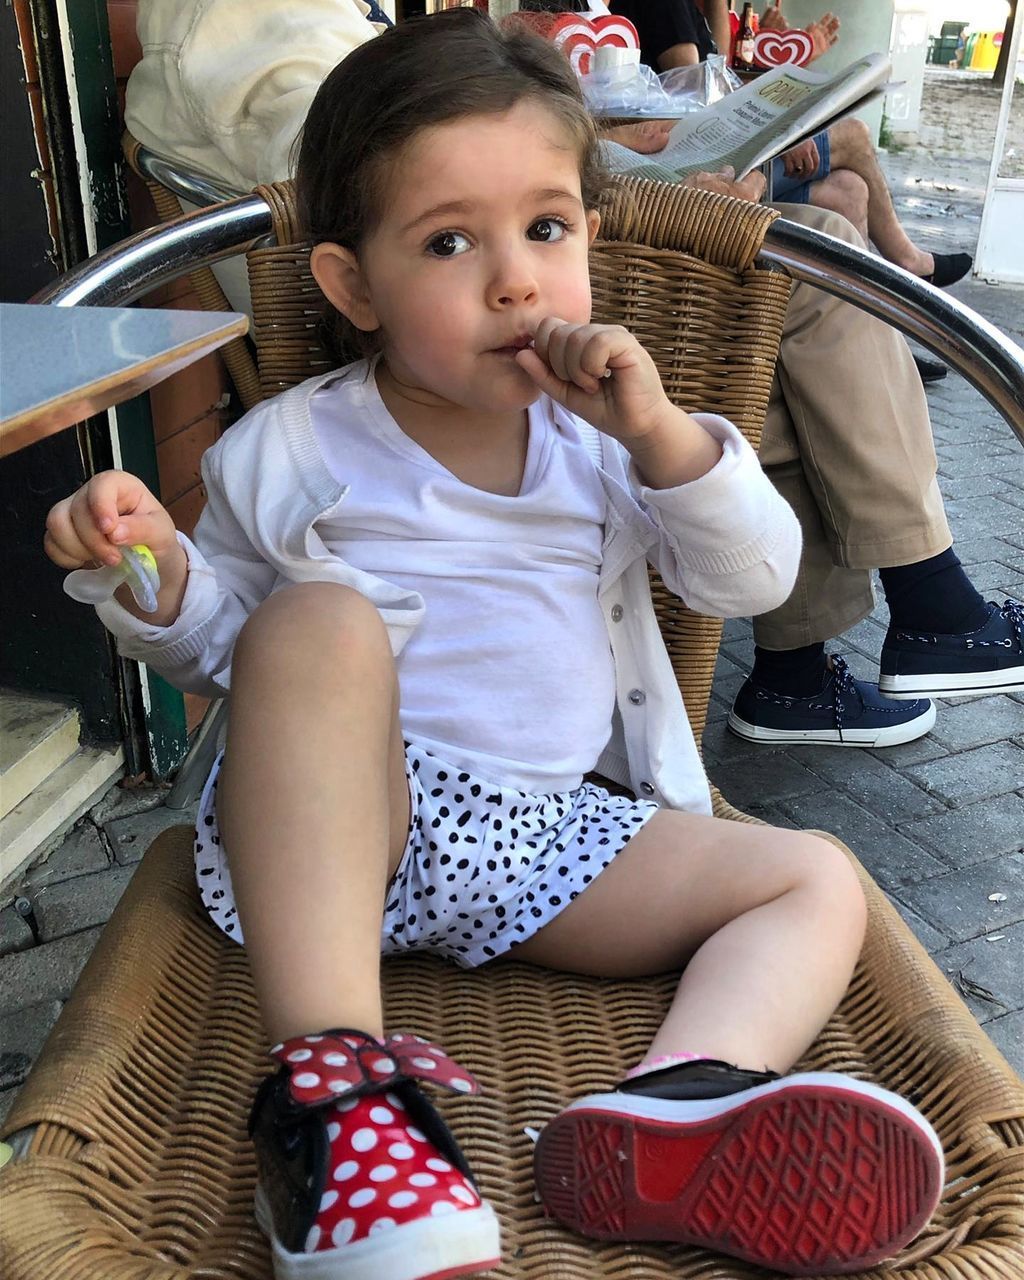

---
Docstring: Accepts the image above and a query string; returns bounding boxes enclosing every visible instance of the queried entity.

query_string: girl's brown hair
[295,7,610,362]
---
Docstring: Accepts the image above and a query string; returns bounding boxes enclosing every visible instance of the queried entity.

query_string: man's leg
[733,204,1009,742]
[810,117,934,276]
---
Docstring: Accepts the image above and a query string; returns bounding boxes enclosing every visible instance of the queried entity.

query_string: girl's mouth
[491,336,533,357]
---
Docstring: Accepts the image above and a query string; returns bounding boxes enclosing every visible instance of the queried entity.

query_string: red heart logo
[754,30,815,67]
[548,13,640,76]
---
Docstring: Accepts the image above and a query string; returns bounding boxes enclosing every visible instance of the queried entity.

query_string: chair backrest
[245,176,793,747]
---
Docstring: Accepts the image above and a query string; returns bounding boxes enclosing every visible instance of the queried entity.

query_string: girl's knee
[795,832,867,940]
[235,582,391,671]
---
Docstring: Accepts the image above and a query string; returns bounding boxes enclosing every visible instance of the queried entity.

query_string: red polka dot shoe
[250,1029,501,1280]
[534,1057,944,1276]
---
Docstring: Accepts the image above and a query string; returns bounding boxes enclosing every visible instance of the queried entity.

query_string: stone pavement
[1,70,1021,1127]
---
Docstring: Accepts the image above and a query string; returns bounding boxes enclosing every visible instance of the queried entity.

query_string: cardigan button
[610,604,624,622]
[628,689,646,705]
[639,781,655,796]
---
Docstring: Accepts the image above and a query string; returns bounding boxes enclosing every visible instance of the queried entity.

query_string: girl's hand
[44,470,178,572]
[45,471,189,625]
[515,318,674,449]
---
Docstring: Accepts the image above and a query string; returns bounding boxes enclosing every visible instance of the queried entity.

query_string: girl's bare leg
[512,811,866,1073]
[217,582,410,1044]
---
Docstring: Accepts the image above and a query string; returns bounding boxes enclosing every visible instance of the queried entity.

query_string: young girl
[44,11,944,1280]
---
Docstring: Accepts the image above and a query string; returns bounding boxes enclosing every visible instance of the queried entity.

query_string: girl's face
[312,100,601,416]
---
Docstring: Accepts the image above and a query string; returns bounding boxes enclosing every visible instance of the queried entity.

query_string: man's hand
[601,120,673,155]
[760,3,840,62]
[805,12,840,60]
[781,137,820,179]
[681,165,767,203]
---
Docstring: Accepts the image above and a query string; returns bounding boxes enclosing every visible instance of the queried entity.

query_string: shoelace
[828,654,860,742]
[997,599,1024,649]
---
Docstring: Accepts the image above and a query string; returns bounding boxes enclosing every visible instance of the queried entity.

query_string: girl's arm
[633,415,802,620]
[94,441,278,699]
[516,320,801,619]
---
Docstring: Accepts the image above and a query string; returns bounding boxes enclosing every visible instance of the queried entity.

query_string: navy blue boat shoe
[879,599,1024,699]
[728,655,936,747]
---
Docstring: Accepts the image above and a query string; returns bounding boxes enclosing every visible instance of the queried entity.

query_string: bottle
[733,2,756,70]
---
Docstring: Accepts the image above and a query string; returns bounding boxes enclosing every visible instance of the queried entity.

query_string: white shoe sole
[255,1185,501,1280]
[879,663,1024,699]
[727,699,935,746]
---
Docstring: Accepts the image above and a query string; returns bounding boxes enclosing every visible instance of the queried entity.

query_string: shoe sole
[727,700,935,746]
[255,1186,501,1280]
[534,1073,944,1276]
[879,663,1024,699]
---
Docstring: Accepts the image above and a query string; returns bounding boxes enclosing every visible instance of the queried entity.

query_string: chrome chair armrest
[32,195,1024,442]
[763,218,1024,443]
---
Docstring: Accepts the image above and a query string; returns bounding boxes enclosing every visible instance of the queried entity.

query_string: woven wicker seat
[3,178,1022,1280]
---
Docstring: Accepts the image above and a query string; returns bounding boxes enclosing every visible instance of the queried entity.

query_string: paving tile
[931,921,1024,1025]
[22,821,109,888]
[984,1010,1024,1077]
[777,792,947,889]
[0,906,34,957]
[90,780,170,825]
[721,616,753,645]
[904,741,1024,807]
[928,696,1024,752]
[795,750,944,822]
[940,472,1018,501]
[0,1000,63,1090]
[701,719,790,765]
[711,651,749,704]
[866,737,949,767]
[0,927,103,1016]
[885,895,949,953]
[942,495,1024,540]
[955,561,1024,594]
[894,853,1024,943]
[707,754,828,810]
[104,802,197,865]
[899,793,1024,868]
[954,536,1024,565]
[935,444,1020,477]
[835,616,886,658]
[33,864,136,943]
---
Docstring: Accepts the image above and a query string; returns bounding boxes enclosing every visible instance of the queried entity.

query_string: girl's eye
[527,218,569,243]
[426,230,471,257]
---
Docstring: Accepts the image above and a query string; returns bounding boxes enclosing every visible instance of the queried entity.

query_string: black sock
[751,642,828,696]
[879,548,989,634]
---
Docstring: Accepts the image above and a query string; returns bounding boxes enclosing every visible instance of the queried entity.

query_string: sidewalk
[2,71,1021,1124]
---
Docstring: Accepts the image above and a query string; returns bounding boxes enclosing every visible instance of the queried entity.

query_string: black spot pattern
[193,743,659,966]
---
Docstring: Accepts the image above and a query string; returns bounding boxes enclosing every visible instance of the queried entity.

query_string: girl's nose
[486,250,538,309]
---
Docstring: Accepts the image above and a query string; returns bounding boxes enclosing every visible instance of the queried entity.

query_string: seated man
[610,0,973,296]
[124,0,1023,746]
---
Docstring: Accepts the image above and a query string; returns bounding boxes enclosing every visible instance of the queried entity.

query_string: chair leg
[165,700,227,810]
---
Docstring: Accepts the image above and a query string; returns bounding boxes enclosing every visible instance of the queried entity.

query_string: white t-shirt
[310,366,617,793]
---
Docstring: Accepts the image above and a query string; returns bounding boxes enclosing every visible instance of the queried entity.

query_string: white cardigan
[97,367,800,815]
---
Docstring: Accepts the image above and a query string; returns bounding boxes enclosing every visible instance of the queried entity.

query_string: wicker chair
[3,177,1022,1280]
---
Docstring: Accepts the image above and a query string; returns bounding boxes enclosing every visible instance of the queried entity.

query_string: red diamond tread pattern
[534,1085,943,1276]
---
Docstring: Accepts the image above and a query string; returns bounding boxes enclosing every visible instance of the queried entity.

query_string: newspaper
[600,53,890,183]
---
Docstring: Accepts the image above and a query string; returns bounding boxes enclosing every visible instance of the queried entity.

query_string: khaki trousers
[754,204,952,650]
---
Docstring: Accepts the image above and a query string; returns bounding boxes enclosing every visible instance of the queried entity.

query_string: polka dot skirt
[194,741,659,967]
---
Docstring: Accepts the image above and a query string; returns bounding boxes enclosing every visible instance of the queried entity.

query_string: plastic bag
[579,53,741,118]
